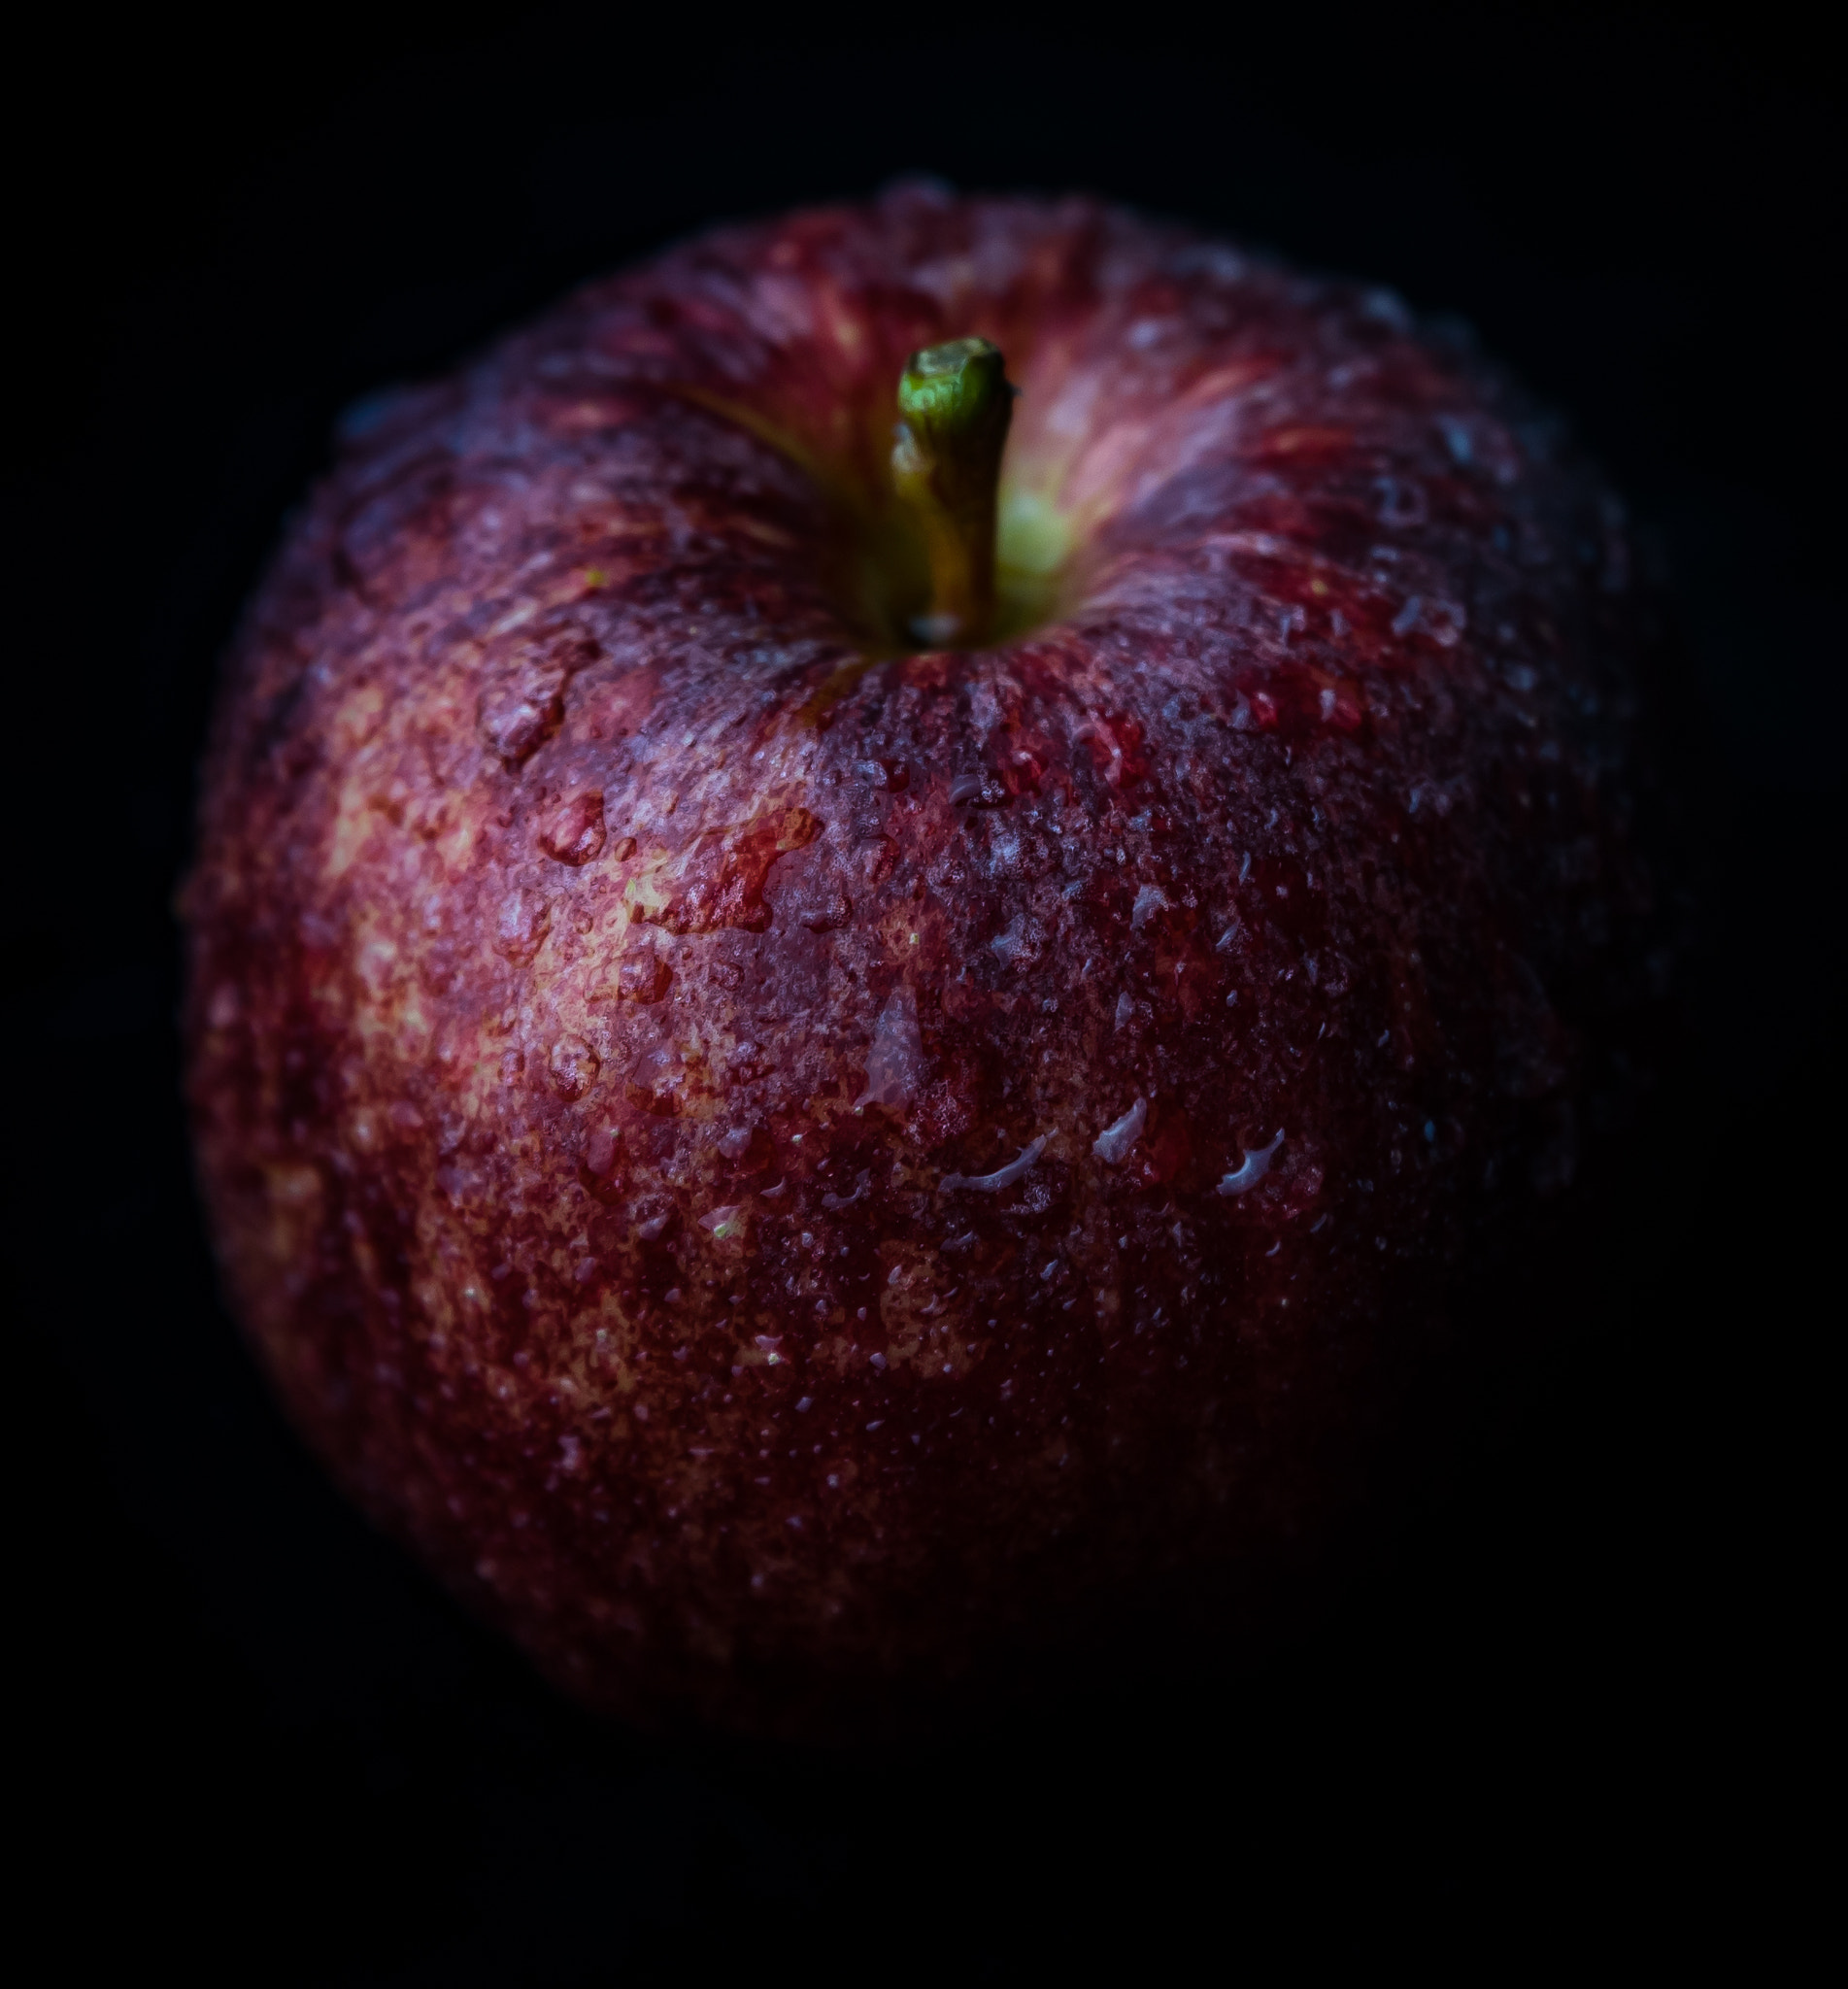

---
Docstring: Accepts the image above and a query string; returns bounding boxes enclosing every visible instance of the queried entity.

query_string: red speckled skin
[185,189,1655,1738]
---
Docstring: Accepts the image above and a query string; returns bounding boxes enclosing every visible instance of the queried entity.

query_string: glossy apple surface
[185,188,1655,1736]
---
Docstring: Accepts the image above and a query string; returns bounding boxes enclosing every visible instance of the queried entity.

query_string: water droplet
[1092,1096,1147,1164]
[855,985,924,1108]
[940,1134,1050,1195]
[822,1169,872,1211]
[538,791,606,865]
[624,1043,686,1116]
[548,1035,599,1100]
[1130,884,1169,929]
[990,915,1029,963]
[616,953,672,1002]
[1218,1131,1285,1197]
[950,768,1008,806]
[478,667,564,764]
[797,882,853,932]
[492,890,551,965]
[699,1204,749,1245]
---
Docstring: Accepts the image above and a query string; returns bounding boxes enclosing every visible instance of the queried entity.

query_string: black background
[8,3,1837,1975]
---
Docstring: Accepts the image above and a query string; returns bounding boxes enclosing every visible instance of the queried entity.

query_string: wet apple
[185,187,1657,1737]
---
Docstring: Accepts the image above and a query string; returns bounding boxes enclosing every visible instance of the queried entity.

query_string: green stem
[890,337,1014,646]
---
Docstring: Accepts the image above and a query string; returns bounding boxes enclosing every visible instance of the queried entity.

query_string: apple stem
[890,337,1014,646]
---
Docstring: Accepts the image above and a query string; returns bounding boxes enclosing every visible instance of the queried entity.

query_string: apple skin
[185,187,1656,1738]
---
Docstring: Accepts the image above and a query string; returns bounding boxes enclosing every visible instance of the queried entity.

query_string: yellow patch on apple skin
[331,682,386,754]
[354,930,400,999]
[326,771,385,882]
[619,850,678,926]
[435,815,484,875]
[876,1240,978,1380]
[260,1161,324,1284]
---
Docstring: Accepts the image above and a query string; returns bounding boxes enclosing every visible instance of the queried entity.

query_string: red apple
[185,186,1655,1738]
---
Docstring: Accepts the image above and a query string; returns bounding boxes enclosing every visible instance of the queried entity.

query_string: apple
[185,185,1656,1738]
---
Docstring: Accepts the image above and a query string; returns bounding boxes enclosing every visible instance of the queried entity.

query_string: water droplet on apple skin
[538,791,606,864]
[624,1044,688,1116]
[478,669,564,765]
[1092,1096,1147,1164]
[718,1122,770,1168]
[493,891,551,966]
[616,954,672,1003]
[631,1199,674,1243]
[856,986,924,1110]
[549,1035,599,1100]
